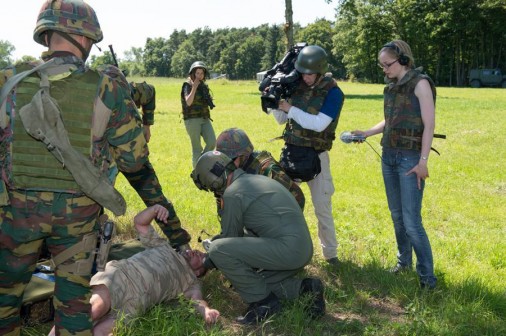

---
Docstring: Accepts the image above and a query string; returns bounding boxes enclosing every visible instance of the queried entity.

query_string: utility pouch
[52,231,98,276]
[279,143,321,182]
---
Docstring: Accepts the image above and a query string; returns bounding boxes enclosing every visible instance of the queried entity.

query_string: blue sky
[2,0,336,60]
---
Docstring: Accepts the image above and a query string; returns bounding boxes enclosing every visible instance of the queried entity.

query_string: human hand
[278,99,292,113]
[152,204,169,223]
[143,125,151,143]
[192,78,201,88]
[351,130,367,143]
[406,163,429,190]
[204,308,220,324]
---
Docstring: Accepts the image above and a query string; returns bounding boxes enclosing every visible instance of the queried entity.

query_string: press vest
[181,81,211,119]
[381,69,436,151]
[283,76,339,151]
[10,65,99,192]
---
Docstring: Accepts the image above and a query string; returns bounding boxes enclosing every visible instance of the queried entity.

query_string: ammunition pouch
[17,72,126,215]
[51,231,97,276]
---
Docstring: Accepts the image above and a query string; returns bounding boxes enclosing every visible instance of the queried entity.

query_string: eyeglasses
[378,59,398,70]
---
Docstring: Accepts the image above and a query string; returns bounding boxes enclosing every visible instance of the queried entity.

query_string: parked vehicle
[468,68,506,88]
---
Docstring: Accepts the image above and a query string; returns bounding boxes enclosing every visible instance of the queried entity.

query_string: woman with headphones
[352,40,437,289]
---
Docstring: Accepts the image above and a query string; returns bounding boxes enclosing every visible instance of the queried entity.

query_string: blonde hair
[379,39,414,68]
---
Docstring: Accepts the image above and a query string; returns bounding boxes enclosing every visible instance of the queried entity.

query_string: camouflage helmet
[216,128,254,159]
[34,0,103,47]
[295,45,328,75]
[189,61,208,76]
[191,151,236,195]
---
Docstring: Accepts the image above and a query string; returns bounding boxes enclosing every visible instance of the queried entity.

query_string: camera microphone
[340,131,366,144]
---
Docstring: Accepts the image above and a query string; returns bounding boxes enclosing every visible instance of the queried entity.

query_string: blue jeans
[382,148,436,287]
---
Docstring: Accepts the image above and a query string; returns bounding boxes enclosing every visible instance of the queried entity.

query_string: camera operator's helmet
[216,128,254,159]
[189,61,209,77]
[191,151,236,195]
[34,0,103,47]
[295,45,328,75]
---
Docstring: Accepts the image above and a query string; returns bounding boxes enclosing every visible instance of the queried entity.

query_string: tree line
[2,0,505,87]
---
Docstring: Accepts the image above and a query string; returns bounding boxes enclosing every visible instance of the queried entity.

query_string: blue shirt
[320,86,344,120]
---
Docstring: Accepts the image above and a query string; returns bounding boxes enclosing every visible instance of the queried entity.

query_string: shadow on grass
[319,259,506,335]
[345,94,384,100]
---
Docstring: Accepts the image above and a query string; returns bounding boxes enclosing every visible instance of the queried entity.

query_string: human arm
[271,108,288,124]
[133,204,169,235]
[278,86,343,132]
[406,78,435,189]
[183,282,220,324]
[185,79,201,106]
[352,120,386,140]
[96,66,148,173]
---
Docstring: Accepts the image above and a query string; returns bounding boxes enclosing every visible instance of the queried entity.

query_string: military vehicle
[468,68,506,88]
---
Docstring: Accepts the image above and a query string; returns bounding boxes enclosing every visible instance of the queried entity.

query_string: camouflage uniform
[0,1,147,335]
[125,82,191,248]
[216,128,305,210]
[90,226,199,321]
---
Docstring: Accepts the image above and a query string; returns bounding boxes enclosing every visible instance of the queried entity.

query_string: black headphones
[383,42,410,66]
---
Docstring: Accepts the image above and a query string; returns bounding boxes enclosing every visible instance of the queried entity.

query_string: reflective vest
[10,66,99,192]
[381,68,436,151]
[282,76,339,151]
[181,81,211,119]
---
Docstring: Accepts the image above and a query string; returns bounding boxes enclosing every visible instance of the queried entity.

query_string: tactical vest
[283,76,339,151]
[181,81,211,119]
[10,66,99,192]
[381,69,436,151]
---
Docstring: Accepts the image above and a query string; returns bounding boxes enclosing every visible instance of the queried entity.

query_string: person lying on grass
[49,204,219,336]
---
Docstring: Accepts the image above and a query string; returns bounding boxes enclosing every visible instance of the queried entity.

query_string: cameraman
[271,45,344,266]
[181,61,217,168]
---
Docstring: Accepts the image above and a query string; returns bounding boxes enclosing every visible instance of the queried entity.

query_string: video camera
[258,42,307,113]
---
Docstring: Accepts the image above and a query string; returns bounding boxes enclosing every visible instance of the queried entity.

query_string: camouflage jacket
[130,81,155,126]
[0,51,148,195]
[243,150,305,210]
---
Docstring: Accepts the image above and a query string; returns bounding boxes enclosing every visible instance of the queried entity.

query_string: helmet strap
[53,31,92,61]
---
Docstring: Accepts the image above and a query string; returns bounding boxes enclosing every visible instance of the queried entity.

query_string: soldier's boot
[300,277,326,319]
[236,292,281,325]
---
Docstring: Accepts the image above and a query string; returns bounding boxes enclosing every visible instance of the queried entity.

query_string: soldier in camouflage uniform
[216,127,305,210]
[352,40,437,289]
[0,1,148,335]
[181,61,216,168]
[48,204,219,336]
[125,81,192,250]
[272,46,344,266]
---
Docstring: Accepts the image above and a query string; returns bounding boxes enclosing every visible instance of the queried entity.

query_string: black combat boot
[236,292,281,325]
[300,277,326,318]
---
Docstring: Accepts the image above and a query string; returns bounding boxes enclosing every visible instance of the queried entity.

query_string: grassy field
[25,78,505,335]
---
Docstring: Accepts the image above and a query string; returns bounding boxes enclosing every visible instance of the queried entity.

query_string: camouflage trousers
[0,190,101,336]
[121,160,191,248]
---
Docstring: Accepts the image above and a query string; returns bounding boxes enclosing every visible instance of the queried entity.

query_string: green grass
[24,79,505,335]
